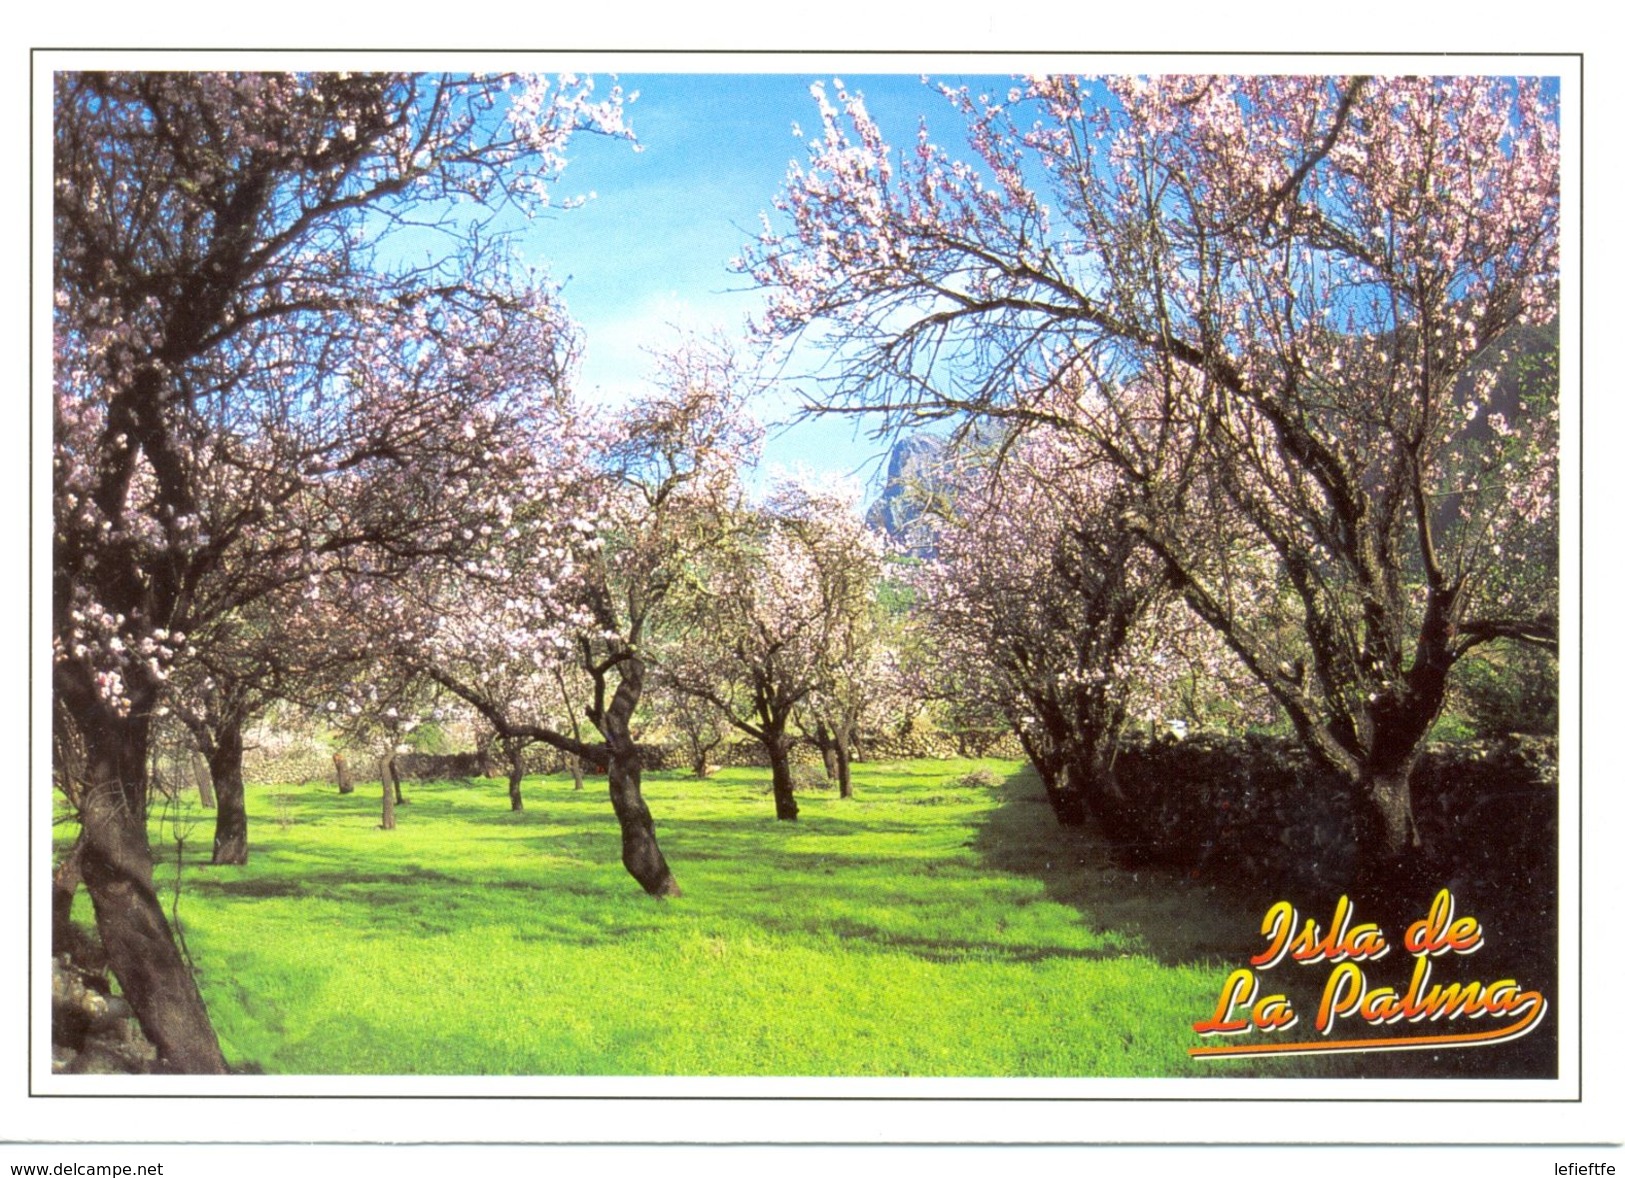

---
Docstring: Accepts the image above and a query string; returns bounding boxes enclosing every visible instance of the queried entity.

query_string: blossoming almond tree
[665,478,885,821]
[924,425,1266,835]
[164,579,375,865]
[53,70,628,1071]
[402,343,765,896]
[793,556,919,798]
[744,73,1560,877]
[655,689,730,780]
[313,643,450,828]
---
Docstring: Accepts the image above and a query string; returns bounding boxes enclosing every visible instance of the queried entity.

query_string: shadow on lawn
[202,768,1554,1079]
[200,773,1139,967]
[197,848,660,948]
[970,764,1263,968]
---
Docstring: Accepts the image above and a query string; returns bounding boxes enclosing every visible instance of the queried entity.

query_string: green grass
[69,759,1342,1077]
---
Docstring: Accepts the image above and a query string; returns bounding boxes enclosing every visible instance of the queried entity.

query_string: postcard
[14,32,1618,1168]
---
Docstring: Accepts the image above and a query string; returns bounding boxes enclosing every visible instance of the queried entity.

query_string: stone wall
[1101,733,1557,898]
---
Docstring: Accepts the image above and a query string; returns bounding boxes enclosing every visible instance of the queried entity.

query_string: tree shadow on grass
[193,767,1553,1079]
[189,845,662,950]
[971,765,1263,968]
[203,774,1130,969]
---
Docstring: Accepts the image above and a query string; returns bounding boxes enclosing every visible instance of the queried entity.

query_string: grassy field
[66,759,1345,1077]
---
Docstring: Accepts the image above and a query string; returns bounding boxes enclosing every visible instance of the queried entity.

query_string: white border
[11,29,1618,1153]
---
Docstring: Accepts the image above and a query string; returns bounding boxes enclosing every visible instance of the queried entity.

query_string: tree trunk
[834,727,852,799]
[379,758,396,830]
[191,751,216,809]
[505,738,525,812]
[1043,769,1090,827]
[1366,771,1419,855]
[1075,743,1138,845]
[571,759,584,790]
[685,728,718,778]
[208,720,248,866]
[765,731,799,821]
[590,655,681,896]
[1018,729,1088,828]
[1353,764,1422,899]
[815,721,839,780]
[1346,660,1449,890]
[73,706,227,1072]
[334,751,354,795]
[604,742,682,897]
[389,754,407,804]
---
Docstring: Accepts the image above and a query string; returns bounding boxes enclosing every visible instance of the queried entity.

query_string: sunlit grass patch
[61,758,1338,1077]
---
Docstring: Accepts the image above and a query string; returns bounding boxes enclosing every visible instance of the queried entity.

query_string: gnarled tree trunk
[1327,635,1452,891]
[1361,769,1420,858]
[605,744,681,897]
[70,700,227,1073]
[333,751,354,795]
[1071,744,1136,846]
[1043,769,1090,827]
[599,659,681,896]
[680,718,722,779]
[1351,756,1425,903]
[1016,728,1087,827]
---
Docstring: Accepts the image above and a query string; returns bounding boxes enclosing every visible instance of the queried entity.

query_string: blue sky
[516,73,1000,497]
